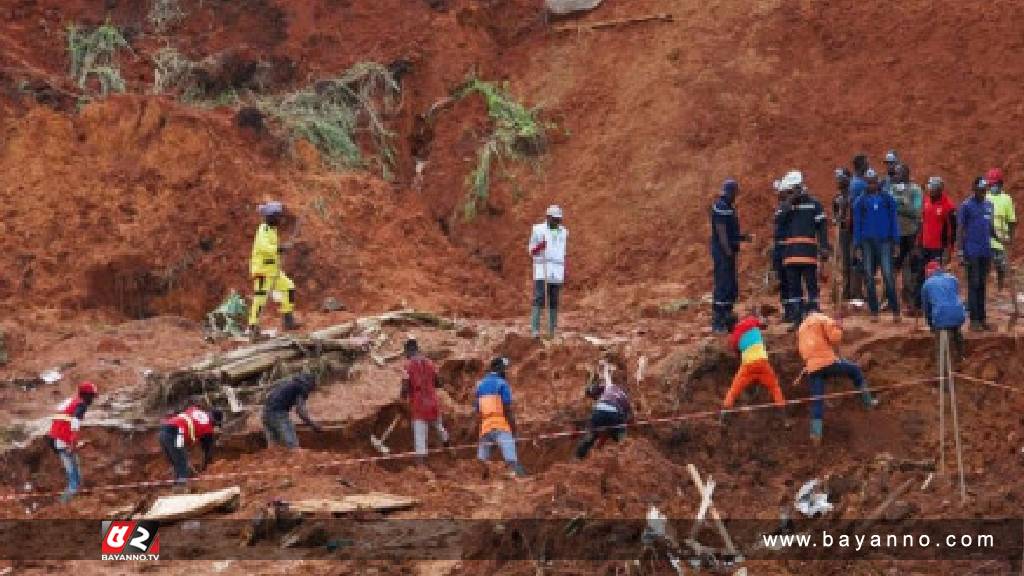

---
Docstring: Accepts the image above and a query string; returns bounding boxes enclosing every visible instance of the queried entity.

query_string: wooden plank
[288,493,419,515]
[686,464,739,557]
[310,321,356,341]
[140,486,241,521]
[219,350,300,381]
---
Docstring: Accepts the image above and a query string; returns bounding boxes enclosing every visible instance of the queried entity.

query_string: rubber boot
[547,307,558,338]
[809,418,823,444]
[510,461,528,478]
[282,312,301,331]
[860,389,879,409]
[530,306,542,337]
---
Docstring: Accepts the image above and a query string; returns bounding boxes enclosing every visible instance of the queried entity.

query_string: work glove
[530,240,546,256]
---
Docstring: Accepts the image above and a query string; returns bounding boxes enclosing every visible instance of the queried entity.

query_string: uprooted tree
[67,22,132,99]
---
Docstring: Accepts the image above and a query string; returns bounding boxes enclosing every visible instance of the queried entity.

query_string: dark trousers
[895,235,923,312]
[574,409,627,459]
[965,257,991,324]
[784,264,819,324]
[838,229,854,300]
[808,360,867,420]
[861,238,899,315]
[532,280,561,309]
[712,250,738,328]
[159,425,190,484]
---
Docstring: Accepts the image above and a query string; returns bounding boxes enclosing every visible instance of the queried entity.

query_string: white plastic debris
[39,369,62,384]
[794,479,833,517]
[1016,292,1024,305]
[847,299,866,309]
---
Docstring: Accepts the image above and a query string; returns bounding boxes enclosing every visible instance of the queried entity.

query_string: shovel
[370,415,401,455]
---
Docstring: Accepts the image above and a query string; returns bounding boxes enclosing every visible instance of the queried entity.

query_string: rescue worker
[263,372,323,449]
[891,163,924,314]
[958,177,998,331]
[832,168,855,301]
[722,312,785,420]
[772,179,791,312]
[797,312,878,444]
[777,171,829,329]
[881,149,900,194]
[159,404,223,485]
[575,374,631,459]
[474,357,526,477]
[986,168,1016,292]
[847,154,871,299]
[918,177,957,266]
[709,179,752,332]
[48,381,98,503]
[248,201,299,337]
[529,205,568,338]
[400,337,450,465]
[921,261,966,358]
[853,169,901,323]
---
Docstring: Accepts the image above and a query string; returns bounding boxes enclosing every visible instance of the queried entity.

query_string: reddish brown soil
[1,1,1024,575]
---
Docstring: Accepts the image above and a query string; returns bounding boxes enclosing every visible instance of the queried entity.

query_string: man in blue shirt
[263,373,323,449]
[852,169,901,322]
[958,177,998,331]
[921,260,966,356]
[474,357,526,477]
[709,179,752,333]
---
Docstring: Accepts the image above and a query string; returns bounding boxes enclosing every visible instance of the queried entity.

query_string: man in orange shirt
[797,312,878,443]
[474,357,526,477]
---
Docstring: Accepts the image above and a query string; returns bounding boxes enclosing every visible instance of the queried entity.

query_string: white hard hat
[546,205,563,219]
[258,201,283,216]
[780,170,804,191]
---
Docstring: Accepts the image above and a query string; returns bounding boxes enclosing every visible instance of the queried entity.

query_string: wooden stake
[686,463,739,557]
[946,335,966,505]
[553,13,673,33]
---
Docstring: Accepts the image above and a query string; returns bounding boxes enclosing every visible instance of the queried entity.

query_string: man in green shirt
[987,168,1016,291]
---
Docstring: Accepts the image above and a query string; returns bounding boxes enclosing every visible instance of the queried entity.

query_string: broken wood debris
[141,486,241,521]
[288,493,419,516]
[554,13,673,33]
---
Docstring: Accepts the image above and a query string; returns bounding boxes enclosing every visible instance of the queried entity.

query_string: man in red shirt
[918,176,957,304]
[159,403,223,485]
[400,338,449,465]
[48,381,98,503]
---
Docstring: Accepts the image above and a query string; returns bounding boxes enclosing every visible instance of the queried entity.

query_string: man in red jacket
[159,403,224,485]
[401,338,449,465]
[48,381,98,503]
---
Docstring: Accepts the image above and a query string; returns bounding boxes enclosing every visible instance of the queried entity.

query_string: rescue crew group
[46,152,1013,501]
[711,151,1014,444]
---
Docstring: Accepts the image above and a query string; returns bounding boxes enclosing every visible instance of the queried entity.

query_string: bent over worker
[48,381,98,503]
[248,201,300,336]
[921,261,966,358]
[263,373,322,449]
[475,357,527,477]
[797,312,878,444]
[722,313,785,420]
[400,337,450,464]
[159,404,223,485]
[529,205,568,338]
[777,171,829,329]
[574,376,632,459]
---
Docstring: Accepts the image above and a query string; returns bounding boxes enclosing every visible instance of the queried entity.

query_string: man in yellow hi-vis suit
[249,201,300,335]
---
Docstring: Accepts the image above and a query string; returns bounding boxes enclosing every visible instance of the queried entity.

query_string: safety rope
[0,375,944,503]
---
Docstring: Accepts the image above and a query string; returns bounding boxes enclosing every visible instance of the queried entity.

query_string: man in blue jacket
[958,177,998,331]
[921,260,966,357]
[709,179,752,333]
[853,169,901,323]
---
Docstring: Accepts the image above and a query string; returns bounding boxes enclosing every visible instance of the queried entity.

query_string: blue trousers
[56,449,80,495]
[159,425,191,483]
[807,360,867,420]
[712,249,738,328]
[263,410,299,448]
[861,239,899,314]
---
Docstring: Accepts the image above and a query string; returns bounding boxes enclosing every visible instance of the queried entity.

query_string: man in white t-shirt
[528,205,568,338]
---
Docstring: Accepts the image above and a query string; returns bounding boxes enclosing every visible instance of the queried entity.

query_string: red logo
[101,520,160,560]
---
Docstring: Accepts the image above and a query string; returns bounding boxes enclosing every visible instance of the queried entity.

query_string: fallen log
[219,349,300,382]
[141,486,241,521]
[288,493,419,516]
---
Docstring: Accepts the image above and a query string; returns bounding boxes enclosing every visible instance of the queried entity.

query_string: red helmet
[986,168,1004,185]
[78,381,98,396]
[925,260,941,277]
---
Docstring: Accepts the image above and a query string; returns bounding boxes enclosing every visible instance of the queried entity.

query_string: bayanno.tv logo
[101,520,161,560]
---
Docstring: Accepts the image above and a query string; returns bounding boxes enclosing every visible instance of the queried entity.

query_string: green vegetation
[457,79,551,220]
[262,62,400,178]
[67,22,131,98]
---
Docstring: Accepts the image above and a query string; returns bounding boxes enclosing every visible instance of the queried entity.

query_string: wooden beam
[288,493,419,515]
[686,463,739,557]
[141,486,241,521]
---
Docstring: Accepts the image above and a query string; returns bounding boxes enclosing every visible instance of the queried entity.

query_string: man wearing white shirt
[528,205,568,338]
